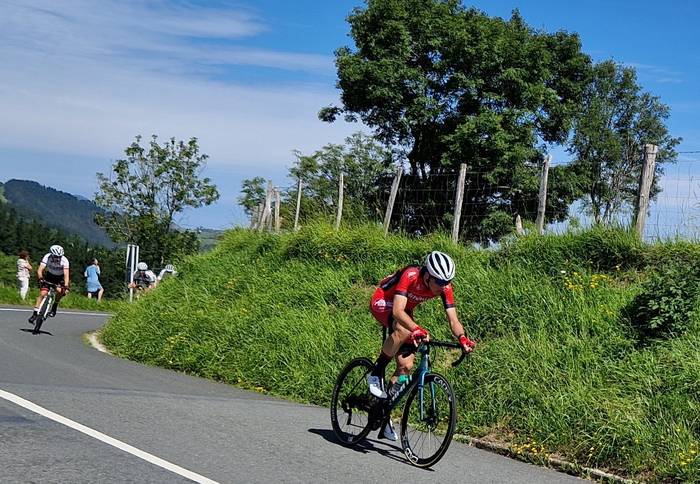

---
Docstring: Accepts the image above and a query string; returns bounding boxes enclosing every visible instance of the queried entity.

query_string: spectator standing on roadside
[84,258,104,302]
[16,250,32,300]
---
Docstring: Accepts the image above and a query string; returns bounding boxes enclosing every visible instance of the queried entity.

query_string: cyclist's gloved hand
[409,326,429,346]
[63,286,70,294]
[459,334,476,353]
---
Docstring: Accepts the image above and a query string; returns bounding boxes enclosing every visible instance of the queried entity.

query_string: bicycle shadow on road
[308,428,432,469]
[19,328,53,336]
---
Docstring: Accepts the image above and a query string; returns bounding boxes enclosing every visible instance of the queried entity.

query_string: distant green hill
[1,179,115,247]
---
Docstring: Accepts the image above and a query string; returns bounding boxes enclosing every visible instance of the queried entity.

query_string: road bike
[32,281,61,334]
[330,331,468,468]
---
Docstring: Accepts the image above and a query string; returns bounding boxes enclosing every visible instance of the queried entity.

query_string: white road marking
[0,389,219,484]
[0,308,109,317]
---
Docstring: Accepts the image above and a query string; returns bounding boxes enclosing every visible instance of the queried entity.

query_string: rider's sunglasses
[432,277,449,287]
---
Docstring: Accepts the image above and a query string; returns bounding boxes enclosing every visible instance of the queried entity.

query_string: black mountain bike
[330,335,468,468]
[32,281,60,334]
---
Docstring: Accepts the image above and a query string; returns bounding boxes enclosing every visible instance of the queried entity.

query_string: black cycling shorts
[41,272,65,289]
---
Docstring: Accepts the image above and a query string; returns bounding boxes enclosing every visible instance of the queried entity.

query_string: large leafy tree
[568,61,681,224]
[95,135,220,265]
[320,1,591,239]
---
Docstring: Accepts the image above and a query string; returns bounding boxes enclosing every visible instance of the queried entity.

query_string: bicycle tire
[33,294,51,334]
[400,372,456,468]
[330,357,375,446]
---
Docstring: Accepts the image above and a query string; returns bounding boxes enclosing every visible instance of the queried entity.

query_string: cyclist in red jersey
[368,251,476,441]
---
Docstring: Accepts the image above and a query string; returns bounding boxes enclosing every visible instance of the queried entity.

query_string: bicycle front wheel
[330,357,374,446]
[34,295,51,334]
[400,372,456,468]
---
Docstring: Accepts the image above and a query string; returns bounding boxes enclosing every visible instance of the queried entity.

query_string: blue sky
[1,0,698,231]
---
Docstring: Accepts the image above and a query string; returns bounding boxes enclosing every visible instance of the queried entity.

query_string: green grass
[0,284,126,313]
[98,224,699,481]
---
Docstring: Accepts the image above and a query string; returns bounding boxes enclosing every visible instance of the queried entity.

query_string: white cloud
[0,0,357,170]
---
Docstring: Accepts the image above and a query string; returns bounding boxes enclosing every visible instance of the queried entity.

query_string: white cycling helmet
[50,245,64,256]
[424,251,456,282]
[137,262,148,271]
[165,264,175,272]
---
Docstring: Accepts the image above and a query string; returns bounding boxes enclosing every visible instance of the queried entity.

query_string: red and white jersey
[40,253,70,276]
[377,265,455,311]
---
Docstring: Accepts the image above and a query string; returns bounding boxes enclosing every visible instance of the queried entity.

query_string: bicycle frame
[382,344,432,413]
[40,288,56,316]
[37,282,60,318]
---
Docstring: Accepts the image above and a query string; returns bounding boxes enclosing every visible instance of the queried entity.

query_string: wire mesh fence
[645,158,700,240]
[248,150,700,243]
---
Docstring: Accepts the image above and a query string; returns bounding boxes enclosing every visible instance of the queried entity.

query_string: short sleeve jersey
[41,254,70,276]
[378,266,455,311]
[133,270,157,285]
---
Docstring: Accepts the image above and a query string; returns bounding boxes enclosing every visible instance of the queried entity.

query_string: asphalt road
[0,307,585,483]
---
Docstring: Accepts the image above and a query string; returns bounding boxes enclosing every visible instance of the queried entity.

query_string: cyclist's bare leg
[34,288,49,309]
[380,322,411,357]
[391,353,415,384]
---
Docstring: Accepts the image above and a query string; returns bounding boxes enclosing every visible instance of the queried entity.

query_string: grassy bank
[101,224,700,481]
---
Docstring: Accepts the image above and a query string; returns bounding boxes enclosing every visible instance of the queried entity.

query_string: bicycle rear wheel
[330,357,375,446]
[400,372,456,468]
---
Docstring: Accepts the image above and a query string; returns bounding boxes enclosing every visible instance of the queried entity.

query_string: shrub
[493,225,643,274]
[626,260,700,342]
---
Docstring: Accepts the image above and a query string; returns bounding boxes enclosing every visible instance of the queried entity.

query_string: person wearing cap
[129,262,157,292]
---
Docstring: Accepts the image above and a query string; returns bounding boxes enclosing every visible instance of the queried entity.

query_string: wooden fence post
[535,154,552,235]
[255,202,265,230]
[293,178,302,231]
[634,144,659,238]
[250,205,260,229]
[274,188,281,233]
[383,166,403,235]
[258,180,273,232]
[515,214,525,236]
[335,172,344,230]
[451,164,467,243]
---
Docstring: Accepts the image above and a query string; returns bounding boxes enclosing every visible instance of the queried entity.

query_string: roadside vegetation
[0,284,125,313]
[102,223,700,482]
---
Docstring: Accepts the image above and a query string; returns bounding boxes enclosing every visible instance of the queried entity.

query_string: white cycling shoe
[379,419,398,442]
[367,374,387,399]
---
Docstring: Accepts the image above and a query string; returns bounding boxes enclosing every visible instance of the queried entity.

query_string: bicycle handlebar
[418,340,470,367]
[40,280,62,288]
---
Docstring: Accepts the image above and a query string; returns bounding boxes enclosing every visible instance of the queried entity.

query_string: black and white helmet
[50,245,64,256]
[137,262,148,271]
[424,251,456,282]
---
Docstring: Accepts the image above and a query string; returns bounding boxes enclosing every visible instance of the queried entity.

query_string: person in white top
[156,264,177,285]
[129,262,157,293]
[16,250,33,300]
[29,245,70,324]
